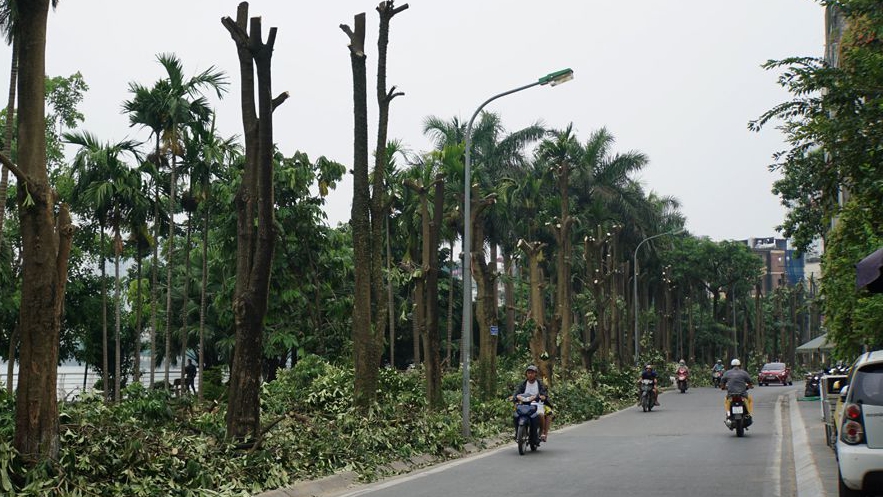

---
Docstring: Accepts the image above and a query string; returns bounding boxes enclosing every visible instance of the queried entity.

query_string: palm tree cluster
[0,0,806,467]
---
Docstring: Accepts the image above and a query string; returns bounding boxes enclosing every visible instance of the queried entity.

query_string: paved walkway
[794,392,838,497]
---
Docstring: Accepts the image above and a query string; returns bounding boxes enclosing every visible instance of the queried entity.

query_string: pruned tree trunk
[371,0,407,386]
[10,0,74,461]
[469,190,498,399]
[503,252,516,356]
[222,2,287,441]
[341,12,375,408]
[518,238,550,380]
[423,176,444,408]
[405,175,443,408]
[553,165,573,374]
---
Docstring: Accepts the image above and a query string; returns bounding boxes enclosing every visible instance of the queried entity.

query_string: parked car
[836,350,883,496]
[757,362,792,386]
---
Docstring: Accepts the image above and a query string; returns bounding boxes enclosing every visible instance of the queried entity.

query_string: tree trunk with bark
[179,211,192,390]
[371,0,407,389]
[518,239,551,380]
[446,239,455,367]
[503,252,516,356]
[149,153,161,387]
[222,2,287,441]
[553,164,573,374]
[386,216,395,367]
[341,12,375,409]
[114,228,122,401]
[199,206,209,399]
[10,0,74,462]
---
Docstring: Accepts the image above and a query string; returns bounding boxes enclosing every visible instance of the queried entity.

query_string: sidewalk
[793,392,838,497]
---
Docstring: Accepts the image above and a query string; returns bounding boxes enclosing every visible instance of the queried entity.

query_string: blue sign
[490,325,499,336]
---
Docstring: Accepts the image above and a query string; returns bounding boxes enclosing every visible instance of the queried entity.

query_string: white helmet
[731,358,741,367]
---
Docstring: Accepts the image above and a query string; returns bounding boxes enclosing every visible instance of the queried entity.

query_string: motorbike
[639,379,656,412]
[804,371,821,398]
[725,393,752,437]
[513,393,541,455]
[711,369,723,388]
[676,367,689,393]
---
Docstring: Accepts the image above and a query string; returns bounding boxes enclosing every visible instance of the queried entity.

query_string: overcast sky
[7,0,825,241]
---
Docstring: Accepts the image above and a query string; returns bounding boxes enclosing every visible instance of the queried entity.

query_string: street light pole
[461,68,573,438]
[633,228,682,365]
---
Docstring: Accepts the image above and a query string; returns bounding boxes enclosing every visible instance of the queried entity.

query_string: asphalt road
[329,384,807,497]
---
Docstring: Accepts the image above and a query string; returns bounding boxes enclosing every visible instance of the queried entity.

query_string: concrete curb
[790,392,827,497]
[256,433,512,497]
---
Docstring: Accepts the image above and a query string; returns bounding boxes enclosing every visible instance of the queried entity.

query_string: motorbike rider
[512,365,552,442]
[640,364,660,406]
[676,359,689,376]
[711,359,724,384]
[720,358,754,419]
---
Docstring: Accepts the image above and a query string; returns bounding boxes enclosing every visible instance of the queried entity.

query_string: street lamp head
[539,68,574,87]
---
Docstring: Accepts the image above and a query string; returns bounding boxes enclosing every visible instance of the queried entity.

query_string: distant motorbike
[725,393,753,437]
[676,367,689,393]
[804,371,821,397]
[513,393,541,455]
[711,370,723,388]
[639,379,656,412]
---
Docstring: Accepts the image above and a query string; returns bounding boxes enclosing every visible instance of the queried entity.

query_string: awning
[796,333,834,352]
[856,247,883,293]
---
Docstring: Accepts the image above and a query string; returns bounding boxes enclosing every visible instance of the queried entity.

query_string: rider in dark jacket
[640,364,660,406]
[512,365,552,441]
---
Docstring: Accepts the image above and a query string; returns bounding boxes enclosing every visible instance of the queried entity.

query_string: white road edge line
[767,393,783,497]
[790,392,827,497]
[336,403,634,496]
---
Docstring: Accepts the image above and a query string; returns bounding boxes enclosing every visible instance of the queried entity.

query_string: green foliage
[200,367,227,402]
[822,200,883,358]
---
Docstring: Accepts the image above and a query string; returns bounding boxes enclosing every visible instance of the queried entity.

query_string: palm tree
[123,53,226,388]
[124,81,169,388]
[184,116,239,399]
[536,124,581,374]
[570,128,654,366]
[65,130,142,400]
[423,112,544,398]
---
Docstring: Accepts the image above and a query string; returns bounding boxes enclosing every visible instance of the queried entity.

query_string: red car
[758,362,793,386]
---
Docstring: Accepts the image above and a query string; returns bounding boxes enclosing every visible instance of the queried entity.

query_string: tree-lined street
[332,385,810,497]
